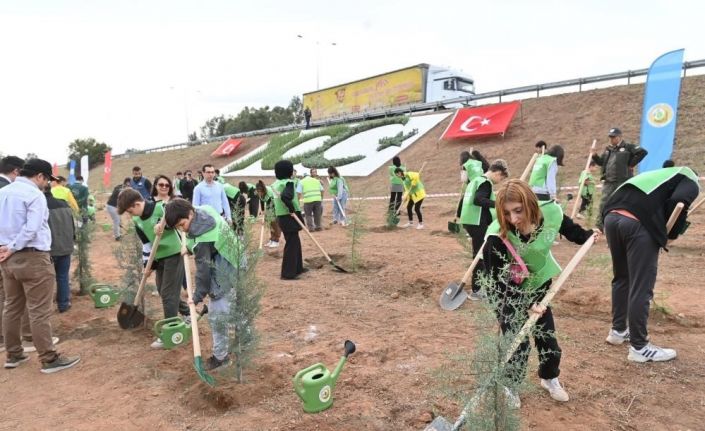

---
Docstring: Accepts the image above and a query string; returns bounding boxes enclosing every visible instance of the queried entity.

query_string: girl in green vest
[327,166,348,226]
[482,179,597,407]
[576,161,597,219]
[388,156,405,213]
[256,180,281,248]
[529,144,564,201]
[456,149,490,228]
[458,160,508,300]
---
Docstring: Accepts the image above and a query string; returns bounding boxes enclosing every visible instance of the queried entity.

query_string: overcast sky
[1,0,703,164]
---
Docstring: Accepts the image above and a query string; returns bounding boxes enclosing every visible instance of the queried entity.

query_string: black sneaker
[4,354,30,369]
[205,355,230,371]
[41,354,81,374]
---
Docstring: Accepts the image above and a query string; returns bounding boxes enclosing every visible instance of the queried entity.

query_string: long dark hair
[327,166,340,178]
[151,174,174,199]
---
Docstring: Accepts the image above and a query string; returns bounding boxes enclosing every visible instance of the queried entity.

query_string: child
[576,161,597,219]
[117,189,187,349]
[396,168,426,229]
[164,198,244,370]
[256,180,281,248]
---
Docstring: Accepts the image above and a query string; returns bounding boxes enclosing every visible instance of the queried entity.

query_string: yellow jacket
[51,185,79,213]
[403,172,426,203]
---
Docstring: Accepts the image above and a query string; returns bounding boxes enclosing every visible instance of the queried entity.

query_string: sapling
[74,221,95,295]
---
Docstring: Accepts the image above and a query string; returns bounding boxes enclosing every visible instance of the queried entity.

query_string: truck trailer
[302,63,475,120]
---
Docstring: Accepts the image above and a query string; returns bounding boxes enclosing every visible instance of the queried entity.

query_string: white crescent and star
[460,116,491,132]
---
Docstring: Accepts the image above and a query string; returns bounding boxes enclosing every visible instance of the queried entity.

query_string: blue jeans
[53,254,72,311]
[332,193,348,223]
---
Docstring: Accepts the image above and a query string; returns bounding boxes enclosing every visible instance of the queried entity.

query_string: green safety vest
[463,159,484,184]
[389,165,406,185]
[216,177,225,184]
[272,179,300,216]
[529,155,557,188]
[186,205,243,268]
[486,200,563,291]
[133,201,182,260]
[616,167,700,195]
[329,176,347,196]
[579,171,595,198]
[460,175,496,225]
[223,183,240,200]
[300,177,323,203]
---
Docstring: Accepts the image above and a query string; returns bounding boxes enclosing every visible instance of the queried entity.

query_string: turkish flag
[52,163,59,176]
[211,138,243,157]
[103,151,112,188]
[441,101,521,140]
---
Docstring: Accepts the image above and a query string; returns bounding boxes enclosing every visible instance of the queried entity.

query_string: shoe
[416,223,425,230]
[183,315,192,325]
[115,236,122,241]
[627,343,677,363]
[58,304,72,313]
[300,268,310,274]
[4,354,30,369]
[41,354,81,374]
[468,291,486,301]
[266,241,279,248]
[314,227,323,232]
[205,354,230,371]
[401,222,413,228]
[281,275,300,280]
[150,338,165,349]
[606,328,630,345]
[540,378,570,402]
[503,386,521,409]
[340,221,347,227]
[23,336,60,353]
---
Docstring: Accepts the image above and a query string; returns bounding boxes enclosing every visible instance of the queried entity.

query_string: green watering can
[153,306,208,349]
[293,340,356,413]
[89,284,120,308]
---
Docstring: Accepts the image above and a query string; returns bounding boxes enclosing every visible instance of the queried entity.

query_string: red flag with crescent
[103,151,112,188]
[441,101,521,140]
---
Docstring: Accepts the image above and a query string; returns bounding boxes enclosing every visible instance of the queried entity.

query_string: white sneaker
[150,338,165,349]
[266,241,279,248]
[540,378,570,402]
[401,222,413,228]
[416,223,424,230]
[628,343,677,363]
[23,336,60,353]
[606,328,630,345]
[503,386,521,409]
[469,291,486,301]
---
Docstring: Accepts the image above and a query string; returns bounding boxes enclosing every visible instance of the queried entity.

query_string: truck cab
[425,65,475,107]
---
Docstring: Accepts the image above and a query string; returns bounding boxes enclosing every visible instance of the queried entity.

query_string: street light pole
[297,34,337,90]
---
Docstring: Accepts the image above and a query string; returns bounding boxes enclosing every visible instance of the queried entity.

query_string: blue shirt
[0,177,52,252]
[193,180,231,221]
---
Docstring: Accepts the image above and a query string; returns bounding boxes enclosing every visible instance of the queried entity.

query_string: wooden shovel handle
[666,202,685,233]
[570,139,597,219]
[258,214,266,250]
[459,241,486,285]
[688,197,705,215]
[396,161,427,216]
[180,231,203,358]
[519,153,539,183]
[290,213,333,263]
[133,218,166,306]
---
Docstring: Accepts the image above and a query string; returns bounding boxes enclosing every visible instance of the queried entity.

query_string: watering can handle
[293,363,326,397]
[153,317,183,336]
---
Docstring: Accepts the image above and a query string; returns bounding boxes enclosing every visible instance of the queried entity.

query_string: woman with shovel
[327,166,348,227]
[458,159,508,301]
[482,179,598,407]
[256,180,281,248]
[396,168,426,229]
[275,161,307,280]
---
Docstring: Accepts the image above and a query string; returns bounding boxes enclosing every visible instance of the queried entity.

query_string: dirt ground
[1,193,704,431]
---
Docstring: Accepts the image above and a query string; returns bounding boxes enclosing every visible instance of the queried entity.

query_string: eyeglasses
[204,171,215,174]
[157,183,170,188]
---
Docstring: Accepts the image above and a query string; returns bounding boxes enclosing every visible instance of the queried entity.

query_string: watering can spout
[331,340,356,387]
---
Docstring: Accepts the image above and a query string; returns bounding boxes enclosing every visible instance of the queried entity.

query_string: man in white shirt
[192,164,231,223]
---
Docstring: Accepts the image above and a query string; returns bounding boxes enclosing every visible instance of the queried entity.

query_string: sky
[1,0,704,165]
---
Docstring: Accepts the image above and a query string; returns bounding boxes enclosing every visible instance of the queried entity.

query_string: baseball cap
[22,158,59,181]
[608,128,622,137]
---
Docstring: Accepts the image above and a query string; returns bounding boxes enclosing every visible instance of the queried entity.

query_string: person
[591,128,648,230]
[274,160,306,280]
[0,155,32,354]
[44,185,75,313]
[106,178,131,240]
[576,161,597,219]
[304,106,312,129]
[297,169,324,231]
[173,171,184,197]
[214,169,225,184]
[327,167,349,226]
[388,157,406,214]
[602,166,699,362]
[193,165,232,224]
[164,198,244,370]
[0,158,80,373]
[179,170,198,202]
[529,144,564,201]
[223,182,247,234]
[256,180,281,248]
[197,171,204,182]
[535,140,548,154]
[151,174,175,202]
[129,167,153,201]
[69,175,90,221]
[238,181,260,218]
[457,150,490,218]
[86,194,97,222]
[117,188,188,348]
[482,179,597,406]
[458,160,509,300]
[396,168,426,229]
[51,176,79,213]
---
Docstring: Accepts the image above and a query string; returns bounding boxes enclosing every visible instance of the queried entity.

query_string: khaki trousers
[0,270,32,341]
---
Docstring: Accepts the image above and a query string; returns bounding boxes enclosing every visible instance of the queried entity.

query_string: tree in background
[199,96,304,139]
[26,152,38,160]
[67,137,111,172]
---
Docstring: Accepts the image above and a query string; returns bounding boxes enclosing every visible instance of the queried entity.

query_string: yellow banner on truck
[303,66,425,120]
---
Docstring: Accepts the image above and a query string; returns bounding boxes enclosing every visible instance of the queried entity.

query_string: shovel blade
[439,282,468,311]
[447,221,460,234]
[424,416,453,431]
[329,261,349,273]
[117,302,145,329]
[193,356,216,386]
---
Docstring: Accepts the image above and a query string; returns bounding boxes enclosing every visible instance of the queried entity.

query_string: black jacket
[592,140,647,183]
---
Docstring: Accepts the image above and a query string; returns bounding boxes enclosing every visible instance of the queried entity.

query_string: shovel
[570,139,597,219]
[117,218,165,329]
[395,161,427,217]
[179,231,216,387]
[258,214,266,250]
[519,146,543,183]
[439,242,485,311]
[291,214,348,273]
[334,197,348,221]
[427,235,596,431]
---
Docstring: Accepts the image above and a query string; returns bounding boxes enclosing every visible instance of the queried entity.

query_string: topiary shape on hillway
[376,128,418,151]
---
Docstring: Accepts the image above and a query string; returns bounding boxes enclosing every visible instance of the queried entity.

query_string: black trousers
[248,195,260,218]
[281,230,303,279]
[579,194,593,213]
[463,224,487,293]
[389,191,403,213]
[406,198,423,222]
[604,212,660,350]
